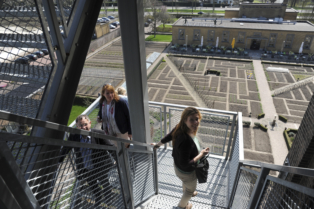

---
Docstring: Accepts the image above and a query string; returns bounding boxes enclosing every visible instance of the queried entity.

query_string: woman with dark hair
[152,107,210,209]
[97,84,132,146]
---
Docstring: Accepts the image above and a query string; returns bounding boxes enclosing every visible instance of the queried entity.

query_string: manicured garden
[145,35,172,42]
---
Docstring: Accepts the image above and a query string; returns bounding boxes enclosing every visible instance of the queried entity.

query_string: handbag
[195,154,209,184]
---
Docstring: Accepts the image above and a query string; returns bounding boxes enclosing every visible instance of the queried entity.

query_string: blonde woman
[152,107,209,209]
[97,84,131,147]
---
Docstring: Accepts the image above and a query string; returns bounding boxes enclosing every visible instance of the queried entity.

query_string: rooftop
[173,18,314,32]
[225,7,297,12]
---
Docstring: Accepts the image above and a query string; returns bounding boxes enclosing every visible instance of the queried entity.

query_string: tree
[147,0,162,37]
[159,6,172,29]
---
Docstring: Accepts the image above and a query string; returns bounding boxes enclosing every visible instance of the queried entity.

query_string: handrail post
[116,142,134,208]
[225,114,237,160]
[153,148,159,195]
[163,105,167,149]
[247,167,270,209]
[227,162,243,208]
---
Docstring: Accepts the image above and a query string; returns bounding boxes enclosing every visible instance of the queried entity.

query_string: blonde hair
[116,87,127,96]
[100,84,120,104]
[172,107,202,145]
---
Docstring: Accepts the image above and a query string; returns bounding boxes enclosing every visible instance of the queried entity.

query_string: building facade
[172,18,314,53]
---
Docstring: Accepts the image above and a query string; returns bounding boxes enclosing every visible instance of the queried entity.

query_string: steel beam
[117,0,151,145]
[248,167,270,209]
[0,142,41,209]
[23,0,103,207]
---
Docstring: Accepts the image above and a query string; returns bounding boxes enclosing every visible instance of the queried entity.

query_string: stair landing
[141,148,229,209]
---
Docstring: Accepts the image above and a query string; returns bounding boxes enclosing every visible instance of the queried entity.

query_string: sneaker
[185,203,193,209]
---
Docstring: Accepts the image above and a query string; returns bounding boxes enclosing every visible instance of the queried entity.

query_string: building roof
[173,18,314,32]
[225,7,297,12]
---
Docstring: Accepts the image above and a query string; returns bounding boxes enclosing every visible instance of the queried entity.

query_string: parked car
[113,21,120,25]
[33,51,44,58]
[15,57,30,64]
[102,17,110,22]
[41,49,49,55]
[111,22,119,27]
[25,54,38,61]
[92,33,97,40]
[198,11,204,15]
[144,22,149,27]
[110,24,116,29]
[97,18,107,23]
[147,19,152,23]
[107,16,115,19]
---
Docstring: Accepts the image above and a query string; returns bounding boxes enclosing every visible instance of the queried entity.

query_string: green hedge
[283,128,298,150]
[254,122,267,131]
[254,122,260,127]
[206,70,220,76]
[257,113,265,119]
[279,115,288,123]
[243,121,251,127]
[260,124,268,132]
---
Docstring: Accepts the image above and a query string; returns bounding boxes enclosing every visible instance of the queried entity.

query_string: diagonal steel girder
[21,0,104,207]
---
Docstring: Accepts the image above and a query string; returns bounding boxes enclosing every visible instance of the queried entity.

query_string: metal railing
[0,110,157,209]
[229,160,314,209]
[72,99,239,157]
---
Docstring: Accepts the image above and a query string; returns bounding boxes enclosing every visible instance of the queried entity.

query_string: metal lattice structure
[231,168,259,209]
[0,111,158,209]
[0,0,55,126]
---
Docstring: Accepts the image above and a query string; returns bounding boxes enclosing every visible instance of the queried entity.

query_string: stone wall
[225,9,298,20]
[172,25,314,53]
[225,10,239,18]
[239,4,286,19]
[87,28,121,54]
[95,23,110,38]
[284,12,298,21]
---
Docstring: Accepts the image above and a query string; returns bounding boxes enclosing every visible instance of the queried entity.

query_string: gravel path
[253,60,288,165]
[164,56,207,108]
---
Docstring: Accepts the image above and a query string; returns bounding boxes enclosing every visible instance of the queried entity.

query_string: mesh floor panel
[146,149,229,209]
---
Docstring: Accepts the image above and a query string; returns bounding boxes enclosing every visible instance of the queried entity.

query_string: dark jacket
[161,128,198,172]
[59,129,114,179]
[98,99,132,135]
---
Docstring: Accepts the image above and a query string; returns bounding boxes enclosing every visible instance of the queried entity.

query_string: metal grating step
[150,149,229,209]
[139,194,227,209]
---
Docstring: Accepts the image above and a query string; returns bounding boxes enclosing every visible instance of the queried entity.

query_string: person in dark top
[59,114,115,208]
[97,84,131,147]
[152,107,210,209]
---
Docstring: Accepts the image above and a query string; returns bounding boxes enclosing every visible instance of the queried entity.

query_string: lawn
[292,74,312,81]
[101,8,225,14]
[67,105,87,126]
[158,24,172,28]
[167,9,225,14]
[145,35,172,42]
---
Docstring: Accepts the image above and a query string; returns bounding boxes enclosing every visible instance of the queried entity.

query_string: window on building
[208,30,215,42]
[237,32,245,43]
[222,31,229,42]
[304,35,313,49]
[285,34,294,48]
[178,29,185,40]
[193,29,201,41]
[268,33,277,47]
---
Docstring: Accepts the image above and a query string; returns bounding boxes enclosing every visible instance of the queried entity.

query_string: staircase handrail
[0,110,152,148]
